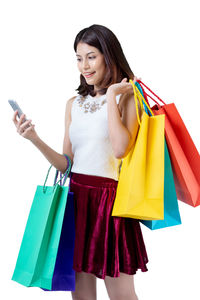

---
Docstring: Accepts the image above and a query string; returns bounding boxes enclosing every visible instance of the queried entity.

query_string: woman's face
[76,42,107,92]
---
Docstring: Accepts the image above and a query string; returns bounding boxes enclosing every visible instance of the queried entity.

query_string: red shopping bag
[137,80,200,207]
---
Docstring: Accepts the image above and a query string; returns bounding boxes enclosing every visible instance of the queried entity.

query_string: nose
[82,59,90,70]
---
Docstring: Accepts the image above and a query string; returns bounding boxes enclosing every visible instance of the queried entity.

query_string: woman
[12,24,148,300]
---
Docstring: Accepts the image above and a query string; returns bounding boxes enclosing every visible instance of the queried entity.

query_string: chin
[87,79,97,85]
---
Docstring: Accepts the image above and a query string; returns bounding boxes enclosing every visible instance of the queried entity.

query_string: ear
[121,78,127,82]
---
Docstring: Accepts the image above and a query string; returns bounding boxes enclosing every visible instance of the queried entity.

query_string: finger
[21,119,32,130]
[19,113,26,122]
[121,78,127,82]
[134,76,142,83]
[18,120,32,135]
[16,114,24,130]
[17,114,26,129]
[128,84,134,94]
[21,124,35,137]
[13,110,19,125]
[133,77,137,83]
[19,123,32,135]
[128,82,133,89]
[19,121,32,135]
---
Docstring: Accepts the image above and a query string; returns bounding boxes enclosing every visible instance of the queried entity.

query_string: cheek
[94,60,106,74]
[77,63,82,71]
[99,64,106,76]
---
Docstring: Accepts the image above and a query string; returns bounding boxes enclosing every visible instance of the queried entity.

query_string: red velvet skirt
[70,172,149,279]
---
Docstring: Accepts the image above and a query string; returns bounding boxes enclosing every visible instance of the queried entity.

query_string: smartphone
[8,100,27,123]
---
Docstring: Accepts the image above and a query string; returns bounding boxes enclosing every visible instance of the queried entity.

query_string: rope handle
[43,155,72,192]
[129,79,154,125]
[137,80,166,106]
[135,81,151,115]
[135,85,154,117]
[53,154,71,186]
[135,81,151,108]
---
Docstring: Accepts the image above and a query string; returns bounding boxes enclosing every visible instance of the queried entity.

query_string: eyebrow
[76,51,95,57]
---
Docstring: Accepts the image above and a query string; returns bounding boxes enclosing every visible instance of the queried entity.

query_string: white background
[0,0,200,299]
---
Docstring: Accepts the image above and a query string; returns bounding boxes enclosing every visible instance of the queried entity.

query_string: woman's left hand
[106,76,141,97]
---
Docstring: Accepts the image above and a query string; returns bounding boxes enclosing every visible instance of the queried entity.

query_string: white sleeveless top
[69,93,122,181]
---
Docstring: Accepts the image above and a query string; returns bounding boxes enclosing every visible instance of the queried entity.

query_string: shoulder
[66,95,77,110]
[67,95,77,106]
[65,95,77,121]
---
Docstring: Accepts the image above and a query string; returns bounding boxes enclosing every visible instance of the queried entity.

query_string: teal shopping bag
[12,160,72,290]
[135,82,182,230]
[140,140,182,229]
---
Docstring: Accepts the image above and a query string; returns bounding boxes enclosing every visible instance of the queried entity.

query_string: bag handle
[135,81,151,108]
[43,155,72,192]
[135,81,151,115]
[137,80,166,106]
[53,154,71,186]
[135,85,154,117]
[129,79,154,125]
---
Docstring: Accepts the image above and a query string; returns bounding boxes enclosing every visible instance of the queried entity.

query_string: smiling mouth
[84,72,96,78]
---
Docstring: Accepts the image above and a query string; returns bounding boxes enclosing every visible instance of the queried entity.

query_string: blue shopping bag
[42,172,76,291]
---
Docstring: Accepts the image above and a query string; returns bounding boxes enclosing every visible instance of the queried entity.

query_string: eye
[76,56,96,62]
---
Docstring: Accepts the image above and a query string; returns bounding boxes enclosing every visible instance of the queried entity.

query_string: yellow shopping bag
[111,80,165,220]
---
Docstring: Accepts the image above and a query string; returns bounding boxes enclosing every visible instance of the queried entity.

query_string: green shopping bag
[12,160,71,290]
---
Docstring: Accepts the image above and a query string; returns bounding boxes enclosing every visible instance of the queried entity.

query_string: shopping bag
[112,80,165,220]
[12,159,73,290]
[42,172,76,291]
[141,140,182,229]
[134,82,182,229]
[138,80,200,207]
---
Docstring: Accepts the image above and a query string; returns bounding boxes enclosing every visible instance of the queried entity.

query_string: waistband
[70,172,118,188]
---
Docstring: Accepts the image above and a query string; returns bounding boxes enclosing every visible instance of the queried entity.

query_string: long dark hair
[74,24,135,97]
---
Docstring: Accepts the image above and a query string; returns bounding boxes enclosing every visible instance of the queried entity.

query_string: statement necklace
[77,94,107,113]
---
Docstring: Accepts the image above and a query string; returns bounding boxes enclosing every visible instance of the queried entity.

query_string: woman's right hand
[13,110,38,142]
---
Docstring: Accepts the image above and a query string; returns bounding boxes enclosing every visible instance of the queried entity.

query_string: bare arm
[30,137,68,174]
[107,90,141,159]
[12,96,75,174]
